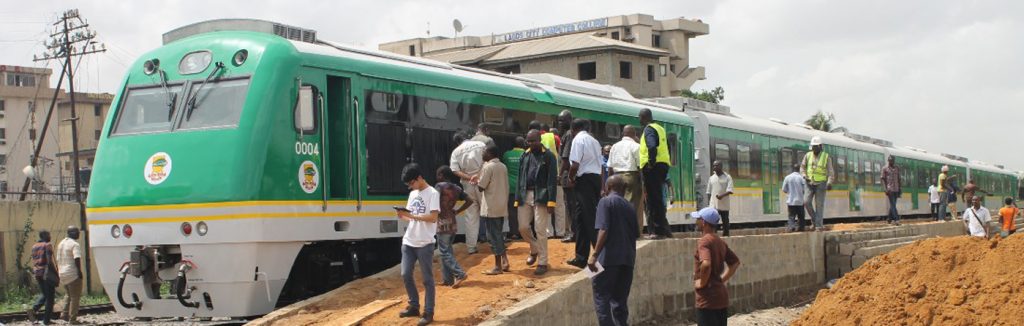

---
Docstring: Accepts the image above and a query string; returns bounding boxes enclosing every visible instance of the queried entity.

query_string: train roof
[696,110,884,153]
[884,146,966,167]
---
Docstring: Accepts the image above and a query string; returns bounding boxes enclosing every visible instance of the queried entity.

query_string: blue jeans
[483,217,506,256]
[886,192,900,222]
[401,244,435,314]
[937,191,949,221]
[436,234,465,284]
[32,276,56,323]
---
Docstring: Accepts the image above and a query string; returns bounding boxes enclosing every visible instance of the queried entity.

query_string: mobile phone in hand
[393,206,411,212]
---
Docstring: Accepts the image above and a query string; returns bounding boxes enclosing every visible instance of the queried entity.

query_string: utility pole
[32,8,106,293]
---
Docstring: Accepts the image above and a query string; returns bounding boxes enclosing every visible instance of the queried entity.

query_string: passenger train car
[88,19,1018,318]
[86,20,698,318]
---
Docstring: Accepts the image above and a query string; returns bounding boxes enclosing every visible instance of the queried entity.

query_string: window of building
[670,64,676,73]
[619,61,632,80]
[6,73,36,87]
[578,62,596,80]
[0,128,5,140]
[29,128,36,141]
[495,65,521,74]
[0,99,5,115]
[736,144,753,178]
[611,31,620,40]
[652,34,662,48]
[0,154,6,165]
[94,104,102,116]
[408,45,416,56]
[94,130,101,140]
[647,65,655,82]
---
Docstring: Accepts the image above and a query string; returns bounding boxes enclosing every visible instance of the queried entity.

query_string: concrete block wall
[482,232,825,326]
[824,221,965,279]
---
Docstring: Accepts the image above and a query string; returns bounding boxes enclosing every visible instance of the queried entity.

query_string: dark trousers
[592,264,634,326]
[643,163,672,237]
[930,203,939,220]
[32,276,56,323]
[696,308,728,326]
[507,194,520,238]
[574,173,601,260]
[886,192,900,222]
[718,210,731,236]
[787,205,806,231]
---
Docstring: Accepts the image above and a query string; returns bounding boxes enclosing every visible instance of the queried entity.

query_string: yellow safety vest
[639,123,671,168]
[805,152,830,183]
[540,132,557,154]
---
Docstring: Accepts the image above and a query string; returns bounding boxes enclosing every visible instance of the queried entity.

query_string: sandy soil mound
[793,234,1024,326]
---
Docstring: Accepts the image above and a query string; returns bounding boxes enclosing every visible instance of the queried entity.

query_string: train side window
[369,91,403,113]
[423,99,448,119]
[781,148,794,169]
[668,133,679,166]
[294,85,318,134]
[837,156,847,183]
[736,144,751,179]
[606,123,622,140]
[481,106,504,125]
[874,162,883,185]
[714,143,731,174]
[863,160,873,185]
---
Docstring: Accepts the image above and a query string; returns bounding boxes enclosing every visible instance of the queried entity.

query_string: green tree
[805,110,836,131]
[680,86,725,104]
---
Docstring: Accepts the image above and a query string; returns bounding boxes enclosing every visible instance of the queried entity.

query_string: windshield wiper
[185,61,225,120]
[158,70,177,121]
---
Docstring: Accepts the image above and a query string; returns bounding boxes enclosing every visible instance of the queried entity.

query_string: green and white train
[87,19,1018,318]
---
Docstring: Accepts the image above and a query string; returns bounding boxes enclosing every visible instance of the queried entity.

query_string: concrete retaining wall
[0,201,102,293]
[824,221,964,279]
[481,232,826,326]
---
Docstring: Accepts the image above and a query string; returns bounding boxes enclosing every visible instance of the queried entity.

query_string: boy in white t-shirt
[396,163,440,326]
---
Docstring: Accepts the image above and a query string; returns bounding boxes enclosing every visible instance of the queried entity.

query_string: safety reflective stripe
[639,123,671,168]
[805,152,829,183]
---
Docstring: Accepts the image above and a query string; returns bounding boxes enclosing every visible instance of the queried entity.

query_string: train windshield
[112,84,184,135]
[180,78,250,130]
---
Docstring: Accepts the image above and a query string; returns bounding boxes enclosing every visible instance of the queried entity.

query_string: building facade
[0,65,111,198]
[380,13,709,98]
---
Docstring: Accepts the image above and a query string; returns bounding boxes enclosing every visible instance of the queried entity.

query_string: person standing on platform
[434,166,471,288]
[478,145,510,275]
[998,197,1018,238]
[449,132,486,254]
[503,137,527,240]
[397,163,440,326]
[514,130,558,275]
[706,160,734,236]
[928,183,941,220]
[608,125,644,236]
[558,110,577,243]
[588,175,639,326]
[782,164,807,232]
[56,226,83,324]
[691,207,741,326]
[566,118,604,269]
[601,144,612,186]
[936,166,951,221]
[639,109,673,239]
[800,136,834,231]
[881,156,902,225]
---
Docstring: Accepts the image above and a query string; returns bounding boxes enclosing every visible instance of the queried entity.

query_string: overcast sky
[3,0,1022,171]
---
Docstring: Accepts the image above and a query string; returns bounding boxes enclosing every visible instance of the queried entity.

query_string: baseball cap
[690,207,721,225]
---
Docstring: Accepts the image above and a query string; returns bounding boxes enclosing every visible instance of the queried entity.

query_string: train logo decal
[143,152,173,185]
[299,160,319,193]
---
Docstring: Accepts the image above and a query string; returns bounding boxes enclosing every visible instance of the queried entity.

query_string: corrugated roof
[423,32,669,65]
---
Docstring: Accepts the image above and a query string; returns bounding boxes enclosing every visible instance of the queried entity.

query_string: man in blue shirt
[588,175,639,325]
[782,164,807,232]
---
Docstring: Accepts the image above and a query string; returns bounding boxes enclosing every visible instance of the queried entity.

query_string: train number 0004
[295,142,320,156]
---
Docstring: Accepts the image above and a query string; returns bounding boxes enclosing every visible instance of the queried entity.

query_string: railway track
[0,303,248,325]
[0,303,113,324]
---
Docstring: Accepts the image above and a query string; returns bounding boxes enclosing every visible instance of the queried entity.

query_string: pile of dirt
[259,239,580,326]
[793,234,1024,325]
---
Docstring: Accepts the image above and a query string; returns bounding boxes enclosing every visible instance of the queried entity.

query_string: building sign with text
[494,18,609,44]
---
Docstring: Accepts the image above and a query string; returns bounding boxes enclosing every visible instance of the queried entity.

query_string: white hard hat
[810,136,823,146]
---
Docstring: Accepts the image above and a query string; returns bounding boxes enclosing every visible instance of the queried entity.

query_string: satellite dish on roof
[453,19,463,33]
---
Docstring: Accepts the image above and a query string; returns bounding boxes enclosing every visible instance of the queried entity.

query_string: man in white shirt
[706,160,734,236]
[566,118,605,269]
[928,183,941,220]
[781,164,807,232]
[397,163,441,326]
[449,131,486,254]
[962,195,991,238]
[56,226,83,324]
[608,125,644,236]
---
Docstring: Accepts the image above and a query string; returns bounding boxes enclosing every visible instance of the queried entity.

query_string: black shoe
[399,306,420,318]
[566,258,587,269]
[418,312,433,326]
[534,265,549,275]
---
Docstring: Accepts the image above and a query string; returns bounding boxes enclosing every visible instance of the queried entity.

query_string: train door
[687,112,711,208]
[325,75,356,203]
[763,136,780,215]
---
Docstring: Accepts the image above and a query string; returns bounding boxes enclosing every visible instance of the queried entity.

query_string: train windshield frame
[111,76,251,136]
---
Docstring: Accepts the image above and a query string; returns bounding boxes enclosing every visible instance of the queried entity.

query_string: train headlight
[232,49,248,66]
[196,221,208,236]
[111,225,121,238]
[181,222,193,236]
[179,51,212,75]
[123,224,133,238]
[143,59,160,75]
